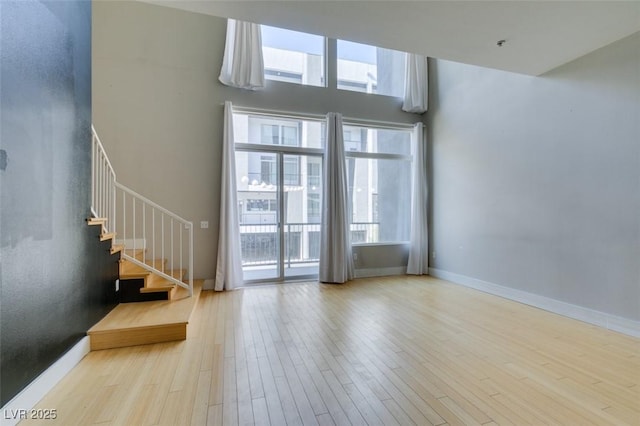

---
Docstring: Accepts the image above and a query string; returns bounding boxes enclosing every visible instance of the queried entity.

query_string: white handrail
[90,126,193,297]
[91,126,116,234]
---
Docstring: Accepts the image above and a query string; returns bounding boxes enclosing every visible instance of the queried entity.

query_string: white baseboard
[0,337,90,425]
[429,268,640,338]
[355,266,407,279]
[203,279,215,290]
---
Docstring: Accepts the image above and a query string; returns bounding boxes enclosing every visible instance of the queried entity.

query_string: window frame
[261,25,328,88]
[342,120,414,246]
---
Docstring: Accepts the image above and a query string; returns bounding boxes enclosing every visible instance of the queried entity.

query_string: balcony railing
[246,172,300,187]
[239,222,379,267]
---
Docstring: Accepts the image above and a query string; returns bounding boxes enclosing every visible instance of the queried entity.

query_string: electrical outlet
[200,221,209,229]
[432,251,436,259]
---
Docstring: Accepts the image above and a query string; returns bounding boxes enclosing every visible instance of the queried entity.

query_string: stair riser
[89,324,186,350]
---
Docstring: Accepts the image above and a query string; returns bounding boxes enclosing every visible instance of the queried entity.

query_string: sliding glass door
[283,154,322,279]
[235,151,322,282]
[234,112,324,283]
[236,150,280,281]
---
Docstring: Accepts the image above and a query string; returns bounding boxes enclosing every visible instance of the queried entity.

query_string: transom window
[337,40,406,98]
[234,114,324,149]
[261,25,325,87]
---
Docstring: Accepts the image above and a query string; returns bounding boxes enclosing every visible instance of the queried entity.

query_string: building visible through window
[234,112,324,281]
[345,125,412,243]
[261,25,325,87]
[260,24,408,99]
[337,40,406,98]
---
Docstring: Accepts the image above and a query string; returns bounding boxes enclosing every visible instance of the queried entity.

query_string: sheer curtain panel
[219,19,265,90]
[402,54,429,113]
[319,113,354,283]
[215,101,243,290]
[407,123,429,275]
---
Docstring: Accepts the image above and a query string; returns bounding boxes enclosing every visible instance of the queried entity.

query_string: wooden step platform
[87,280,203,351]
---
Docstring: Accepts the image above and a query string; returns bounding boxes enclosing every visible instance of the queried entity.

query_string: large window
[344,125,412,243]
[337,40,406,98]
[261,25,325,87]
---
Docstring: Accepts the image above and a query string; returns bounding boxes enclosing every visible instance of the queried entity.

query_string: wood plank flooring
[23,276,639,425]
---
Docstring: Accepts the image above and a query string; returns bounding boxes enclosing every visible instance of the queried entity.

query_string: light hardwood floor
[23,276,639,425]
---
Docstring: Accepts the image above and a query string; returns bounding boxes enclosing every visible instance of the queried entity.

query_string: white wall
[428,32,640,321]
[92,1,418,279]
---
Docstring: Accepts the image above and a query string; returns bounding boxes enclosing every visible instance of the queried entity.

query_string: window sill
[352,241,409,247]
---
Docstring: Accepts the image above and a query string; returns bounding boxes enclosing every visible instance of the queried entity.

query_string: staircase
[119,249,187,301]
[86,126,198,350]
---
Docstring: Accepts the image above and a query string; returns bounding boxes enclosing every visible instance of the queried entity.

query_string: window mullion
[236,143,323,156]
[345,152,412,161]
[327,38,337,90]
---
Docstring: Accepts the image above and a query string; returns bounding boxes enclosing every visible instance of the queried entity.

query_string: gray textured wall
[428,33,640,321]
[92,1,417,280]
[1,0,119,406]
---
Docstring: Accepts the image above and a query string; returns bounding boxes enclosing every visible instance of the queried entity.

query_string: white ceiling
[139,1,640,76]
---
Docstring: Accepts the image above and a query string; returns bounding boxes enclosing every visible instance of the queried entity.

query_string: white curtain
[218,19,265,90]
[402,54,429,113]
[407,123,429,275]
[215,101,243,291]
[319,113,354,283]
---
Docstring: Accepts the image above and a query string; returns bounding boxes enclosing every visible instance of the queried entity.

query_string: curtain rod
[227,104,419,131]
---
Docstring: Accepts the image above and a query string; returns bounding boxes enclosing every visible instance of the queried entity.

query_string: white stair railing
[115,183,193,296]
[91,126,116,235]
[90,126,193,297]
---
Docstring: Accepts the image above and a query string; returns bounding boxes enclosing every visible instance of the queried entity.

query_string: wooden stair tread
[124,248,146,261]
[110,244,124,255]
[161,269,186,280]
[87,281,203,350]
[119,258,186,299]
[87,217,107,226]
[119,259,167,277]
[100,232,116,241]
[142,271,187,298]
[140,281,176,293]
[142,269,186,288]
[119,263,151,279]
[89,281,201,331]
